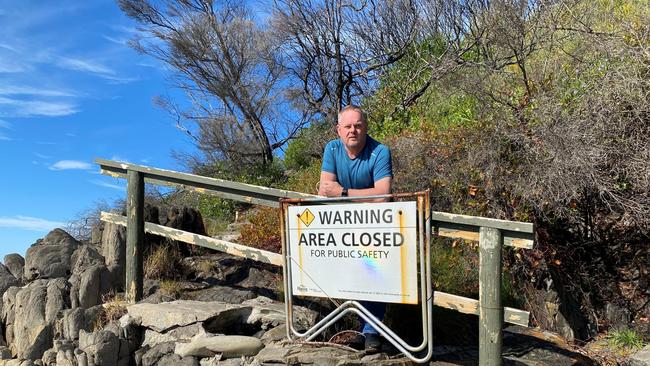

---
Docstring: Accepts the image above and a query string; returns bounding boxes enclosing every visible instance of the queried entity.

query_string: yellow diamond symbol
[299,208,315,226]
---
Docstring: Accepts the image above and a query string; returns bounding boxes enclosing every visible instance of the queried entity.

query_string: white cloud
[90,179,125,191]
[0,132,11,141]
[0,119,10,128]
[49,160,92,170]
[57,57,115,75]
[34,152,51,159]
[0,86,77,97]
[0,215,65,232]
[0,97,79,117]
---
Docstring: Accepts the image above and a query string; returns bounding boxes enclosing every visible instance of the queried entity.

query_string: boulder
[101,223,126,289]
[56,306,103,341]
[127,297,317,334]
[142,323,204,348]
[79,329,127,366]
[174,333,263,358]
[2,286,21,348]
[24,229,79,280]
[69,264,111,309]
[71,245,105,276]
[0,264,19,312]
[629,344,650,366]
[3,254,24,282]
[138,342,174,366]
[11,278,70,360]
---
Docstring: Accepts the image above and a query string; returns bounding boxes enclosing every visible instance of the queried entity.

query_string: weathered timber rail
[96,158,534,366]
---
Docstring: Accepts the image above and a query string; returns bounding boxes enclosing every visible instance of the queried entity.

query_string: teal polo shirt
[321,136,392,189]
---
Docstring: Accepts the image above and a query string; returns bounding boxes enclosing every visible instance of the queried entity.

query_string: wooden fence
[96,158,534,366]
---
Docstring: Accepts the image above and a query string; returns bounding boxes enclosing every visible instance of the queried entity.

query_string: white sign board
[287,201,418,304]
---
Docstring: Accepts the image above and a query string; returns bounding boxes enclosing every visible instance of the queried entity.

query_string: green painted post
[479,227,503,366]
[126,169,144,303]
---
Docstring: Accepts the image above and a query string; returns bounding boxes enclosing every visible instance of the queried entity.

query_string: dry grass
[159,280,184,300]
[144,243,186,280]
[93,292,128,331]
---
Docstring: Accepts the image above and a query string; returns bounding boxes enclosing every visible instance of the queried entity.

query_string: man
[319,105,392,351]
[319,105,392,199]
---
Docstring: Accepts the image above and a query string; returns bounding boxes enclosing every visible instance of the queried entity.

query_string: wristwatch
[341,188,348,197]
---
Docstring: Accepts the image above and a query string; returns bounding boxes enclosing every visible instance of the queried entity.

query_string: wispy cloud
[0,119,10,129]
[0,132,11,141]
[49,160,92,170]
[0,215,65,231]
[57,56,115,76]
[0,86,77,97]
[90,179,125,191]
[34,152,52,159]
[0,97,79,117]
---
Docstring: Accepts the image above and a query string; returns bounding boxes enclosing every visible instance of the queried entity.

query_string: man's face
[337,109,367,151]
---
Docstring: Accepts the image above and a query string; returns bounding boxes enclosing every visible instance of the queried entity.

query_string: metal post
[126,169,144,303]
[479,227,503,366]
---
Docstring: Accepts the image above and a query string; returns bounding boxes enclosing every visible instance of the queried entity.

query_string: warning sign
[286,201,418,304]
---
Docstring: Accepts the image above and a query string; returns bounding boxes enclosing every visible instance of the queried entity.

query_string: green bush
[607,328,646,351]
[239,207,281,253]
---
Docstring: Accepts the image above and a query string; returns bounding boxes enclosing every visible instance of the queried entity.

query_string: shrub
[160,280,184,300]
[283,161,322,195]
[607,328,646,351]
[144,243,187,280]
[239,207,281,253]
[94,292,127,331]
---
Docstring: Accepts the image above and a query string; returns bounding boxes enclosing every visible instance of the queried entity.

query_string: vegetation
[607,328,646,351]
[143,243,187,280]
[93,292,128,331]
[115,0,650,343]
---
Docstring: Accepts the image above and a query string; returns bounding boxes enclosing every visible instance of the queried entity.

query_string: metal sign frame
[279,191,433,363]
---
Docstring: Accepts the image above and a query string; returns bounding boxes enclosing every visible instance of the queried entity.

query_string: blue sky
[0,1,198,259]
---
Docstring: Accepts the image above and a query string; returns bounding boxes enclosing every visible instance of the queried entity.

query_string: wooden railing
[96,158,534,366]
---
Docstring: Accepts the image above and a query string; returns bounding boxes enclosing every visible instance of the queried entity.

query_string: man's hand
[319,180,344,197]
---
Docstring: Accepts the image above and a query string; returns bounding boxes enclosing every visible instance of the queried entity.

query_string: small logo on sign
[299,208,315,226]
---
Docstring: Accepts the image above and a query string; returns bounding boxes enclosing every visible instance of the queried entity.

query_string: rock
[185,285,256,304]
[71,245,105,276]
[605,302,631,329]
[41,348,56,366]
[57,306,103,341]
[0,264,19,313]
[127,297,316,335]
[24,229,79,280]
[142,323,204,348]
[174,333,263,358]
[156,353,199,366]
[11,278,70,360]
[79,329,120,366]
[256,343,362,366]
[199,356,222,366]
[629,344,650,366]
[3,254,24,282]
[77,264,111,309]
[101,223,126,289]
[0,346,11,359]
[260,324,288,344]
[2,286,20,348]
[161,207,205,236]
[139,342,175,366]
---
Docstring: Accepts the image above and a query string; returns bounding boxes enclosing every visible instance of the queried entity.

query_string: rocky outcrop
[2,255,23,284]
[101,223,126,290]
[24,229,79,281]
[0,226,601,366]
[9,278,70,360]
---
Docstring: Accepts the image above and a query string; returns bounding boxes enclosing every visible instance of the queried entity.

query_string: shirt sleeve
[321,141,336,174]
[373,145,392,182]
